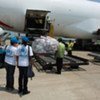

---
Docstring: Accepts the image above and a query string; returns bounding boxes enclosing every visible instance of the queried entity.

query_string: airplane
[0,28,4,36]
[0,0,100,39]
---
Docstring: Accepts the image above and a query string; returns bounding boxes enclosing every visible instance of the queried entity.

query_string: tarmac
[0,51,100,100]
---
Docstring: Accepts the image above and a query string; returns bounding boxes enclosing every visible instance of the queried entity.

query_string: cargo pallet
[88,52,100,61]
[34,54,89,71]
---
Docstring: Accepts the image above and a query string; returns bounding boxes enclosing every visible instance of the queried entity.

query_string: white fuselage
[0,0,100,39]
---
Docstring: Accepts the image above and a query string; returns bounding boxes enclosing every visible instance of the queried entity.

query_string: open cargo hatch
[25,9,51,38]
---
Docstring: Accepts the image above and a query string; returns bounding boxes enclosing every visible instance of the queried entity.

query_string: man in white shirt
[17,36,33,95]
[5,37,19,91]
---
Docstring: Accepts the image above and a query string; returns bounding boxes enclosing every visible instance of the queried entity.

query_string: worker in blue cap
[11,37,19,44]
[17,36,33,95]
[5,37,19,91]
[22,36,29,42]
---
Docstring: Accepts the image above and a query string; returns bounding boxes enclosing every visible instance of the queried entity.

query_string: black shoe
[23,91,30,95]
[55,72,61,75]
[9,87,15,91]
[5,87,10,91]
[18,90,23,94]
[67,67,72,71]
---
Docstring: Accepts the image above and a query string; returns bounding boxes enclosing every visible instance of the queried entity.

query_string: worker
[5,37,19,91]
[66,40,74,56]
[0,37,3,50]
[55,38,65,74]
[0,37,4,68]
[17,36,33,95]
[46,16,51,32]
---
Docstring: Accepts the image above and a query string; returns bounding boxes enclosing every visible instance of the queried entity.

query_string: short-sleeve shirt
[17,45,33,67]
[67,42,74,51]
[56,42,65,58]
[5,45,18,66]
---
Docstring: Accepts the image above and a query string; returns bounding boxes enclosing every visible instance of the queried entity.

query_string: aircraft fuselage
[0,0,100,39]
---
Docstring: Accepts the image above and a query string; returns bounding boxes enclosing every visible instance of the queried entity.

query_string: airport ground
[0,51,100,100]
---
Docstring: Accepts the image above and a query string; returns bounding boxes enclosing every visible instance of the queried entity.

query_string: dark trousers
[68,50,72,56]
[5,63,15,89]
[56,58,63,74]
[18,67,28,92]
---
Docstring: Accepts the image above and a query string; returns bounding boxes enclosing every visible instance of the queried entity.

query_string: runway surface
[0,51,100,100]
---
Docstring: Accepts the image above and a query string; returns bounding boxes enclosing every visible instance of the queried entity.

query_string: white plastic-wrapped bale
[32,36,58,54]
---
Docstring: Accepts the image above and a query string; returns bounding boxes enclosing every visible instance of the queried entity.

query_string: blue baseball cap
[22,36,29,42]
[10,37,19,43]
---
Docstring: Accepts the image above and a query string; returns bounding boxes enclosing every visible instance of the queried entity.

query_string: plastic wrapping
[32,36,58,54]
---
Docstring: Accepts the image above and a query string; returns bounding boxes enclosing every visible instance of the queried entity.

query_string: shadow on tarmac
[0,84,29,97]
[0,84,18,94]
[45,67,86,74]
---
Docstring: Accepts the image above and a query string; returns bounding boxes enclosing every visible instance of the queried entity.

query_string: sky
[89,0,100,3]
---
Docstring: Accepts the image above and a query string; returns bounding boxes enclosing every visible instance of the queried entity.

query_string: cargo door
[25,9,50,38]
